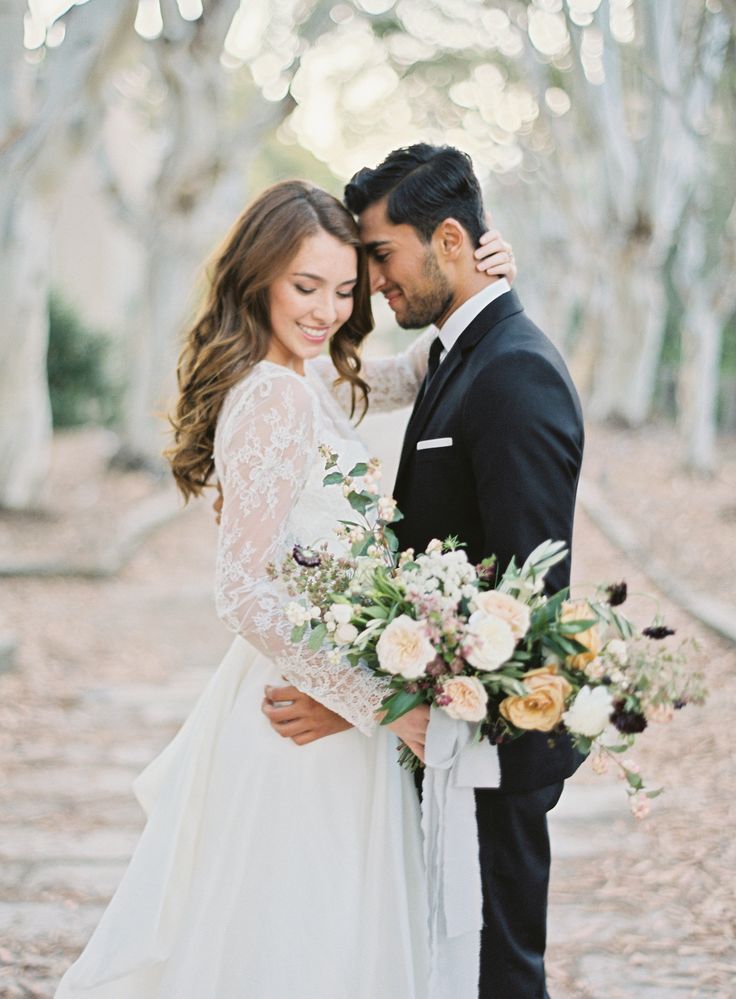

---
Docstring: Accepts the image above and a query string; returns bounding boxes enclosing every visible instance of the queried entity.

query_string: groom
[264,144,585,997]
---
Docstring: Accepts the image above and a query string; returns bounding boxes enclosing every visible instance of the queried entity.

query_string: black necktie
[420,335,443,400]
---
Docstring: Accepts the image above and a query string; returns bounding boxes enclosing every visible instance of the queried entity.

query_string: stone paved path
[1,415,734,998]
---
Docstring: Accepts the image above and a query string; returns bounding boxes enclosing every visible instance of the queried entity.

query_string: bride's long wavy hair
[166,181,373,502]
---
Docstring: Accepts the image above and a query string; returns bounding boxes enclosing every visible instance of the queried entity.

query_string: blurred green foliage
[46,293,123,428]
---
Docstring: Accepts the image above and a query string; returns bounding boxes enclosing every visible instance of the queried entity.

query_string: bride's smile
[265,229,358,374]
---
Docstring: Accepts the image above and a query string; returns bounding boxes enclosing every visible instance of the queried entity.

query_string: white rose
[605,639,628,665]
[425,539,443,555]
[330,603,353,625]
[473,590,531,641]
[308,606,322,621]
[334,622,359,645]
[463,611,516,672]
[376,615,436,679]
[562,685,614,738]
[440,676,489,722]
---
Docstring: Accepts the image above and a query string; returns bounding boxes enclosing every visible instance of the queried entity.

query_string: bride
[54,180,515,999]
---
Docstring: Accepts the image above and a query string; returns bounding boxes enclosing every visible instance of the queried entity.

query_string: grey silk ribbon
[421,708,502,999]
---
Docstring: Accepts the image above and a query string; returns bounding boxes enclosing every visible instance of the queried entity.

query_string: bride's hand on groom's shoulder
[475,212,517,284]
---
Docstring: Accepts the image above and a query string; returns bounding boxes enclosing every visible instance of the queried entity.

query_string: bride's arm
[215,369,388,735]
[309,327,435,414]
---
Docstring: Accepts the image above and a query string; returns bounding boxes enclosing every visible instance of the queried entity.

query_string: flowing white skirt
[54,636,429,998]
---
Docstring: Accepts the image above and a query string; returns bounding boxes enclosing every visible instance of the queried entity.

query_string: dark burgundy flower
[610,699,648,734]
[476,558,497,584]
[605,581,628,606]
[425,656,447,678]
[642,624,676,640]
[292,544,321,568]
[673,698,687,710]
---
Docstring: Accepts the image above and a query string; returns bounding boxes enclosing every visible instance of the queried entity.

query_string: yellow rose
[499,666,572,732]
[559,599,602,670]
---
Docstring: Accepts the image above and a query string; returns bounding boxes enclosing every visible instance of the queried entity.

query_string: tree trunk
[587,243,667,426]
[678,290,721,475]
[0,193,53,507]
[0,0,138,507]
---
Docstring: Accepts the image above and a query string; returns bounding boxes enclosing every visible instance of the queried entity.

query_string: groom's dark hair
[344,143,485,246]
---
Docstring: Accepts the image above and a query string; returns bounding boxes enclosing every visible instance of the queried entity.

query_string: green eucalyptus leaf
[307,623,328,651]
[347,491,373,515]
[379,689,426,724]
[290,623,307,644]
[559,619,597,634]
[383,526,400,552]
[363,606,389,619]
[348,462,369,477]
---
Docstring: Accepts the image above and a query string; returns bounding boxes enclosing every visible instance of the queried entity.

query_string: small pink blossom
[645,703,675,724]
[629,796,651,820]
[591,752,609,775]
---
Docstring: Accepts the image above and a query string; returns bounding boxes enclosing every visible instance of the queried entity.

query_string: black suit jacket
[394,288,586,793]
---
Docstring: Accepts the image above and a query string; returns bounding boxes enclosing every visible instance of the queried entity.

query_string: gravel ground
[581,423,736,612]
[0,423,734,998]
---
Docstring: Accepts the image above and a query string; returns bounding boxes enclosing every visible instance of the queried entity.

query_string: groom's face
[358,198,453,329]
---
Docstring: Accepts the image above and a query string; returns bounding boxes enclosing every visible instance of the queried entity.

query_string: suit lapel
[395,289,524,489]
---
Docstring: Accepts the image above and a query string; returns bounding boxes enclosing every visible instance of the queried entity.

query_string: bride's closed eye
[294,284,354,299]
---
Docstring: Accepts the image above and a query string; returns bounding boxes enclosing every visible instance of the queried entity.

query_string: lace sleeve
[215,367,388,735]
[309,328,435,414]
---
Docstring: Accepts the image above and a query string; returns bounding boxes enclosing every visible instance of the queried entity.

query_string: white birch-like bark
[493,1,730,428]
[106,0,292,460]
[0,0,137,508]
[676,199,736,474]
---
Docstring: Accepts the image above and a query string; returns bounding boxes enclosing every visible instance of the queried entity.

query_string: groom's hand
[385,705,430,763]
[262,684,352,744]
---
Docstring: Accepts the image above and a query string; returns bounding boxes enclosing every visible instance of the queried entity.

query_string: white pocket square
[416,437,453,451]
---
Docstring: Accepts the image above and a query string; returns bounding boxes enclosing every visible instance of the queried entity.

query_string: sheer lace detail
[309,328,434,415]
[213,362,388,735]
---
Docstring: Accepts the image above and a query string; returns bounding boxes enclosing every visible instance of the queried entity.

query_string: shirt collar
[430,278,511,359]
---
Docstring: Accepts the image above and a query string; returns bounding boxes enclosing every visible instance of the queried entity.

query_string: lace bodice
[309,328,433,415]
[213,362,382,734]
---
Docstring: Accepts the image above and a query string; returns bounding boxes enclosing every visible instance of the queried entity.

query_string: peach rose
[376,615,436,679]
[560,599,602,670]
[473,591,531,641]
[499,665,572,732]
[440,676,489,723]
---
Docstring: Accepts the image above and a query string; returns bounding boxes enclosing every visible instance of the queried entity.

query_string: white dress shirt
[431,278,511,364]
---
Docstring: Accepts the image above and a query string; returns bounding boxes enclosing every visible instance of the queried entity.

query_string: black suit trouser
[475,781,564,999]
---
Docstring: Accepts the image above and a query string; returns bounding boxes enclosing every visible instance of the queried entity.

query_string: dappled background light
[3,0,735,512]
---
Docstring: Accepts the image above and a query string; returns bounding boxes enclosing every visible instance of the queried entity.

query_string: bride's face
[266,229,358,375]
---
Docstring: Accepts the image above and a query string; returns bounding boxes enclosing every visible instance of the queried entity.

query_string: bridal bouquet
[272,448,705,817]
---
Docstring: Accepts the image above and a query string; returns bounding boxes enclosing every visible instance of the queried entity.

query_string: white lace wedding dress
[54,335,433,999]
